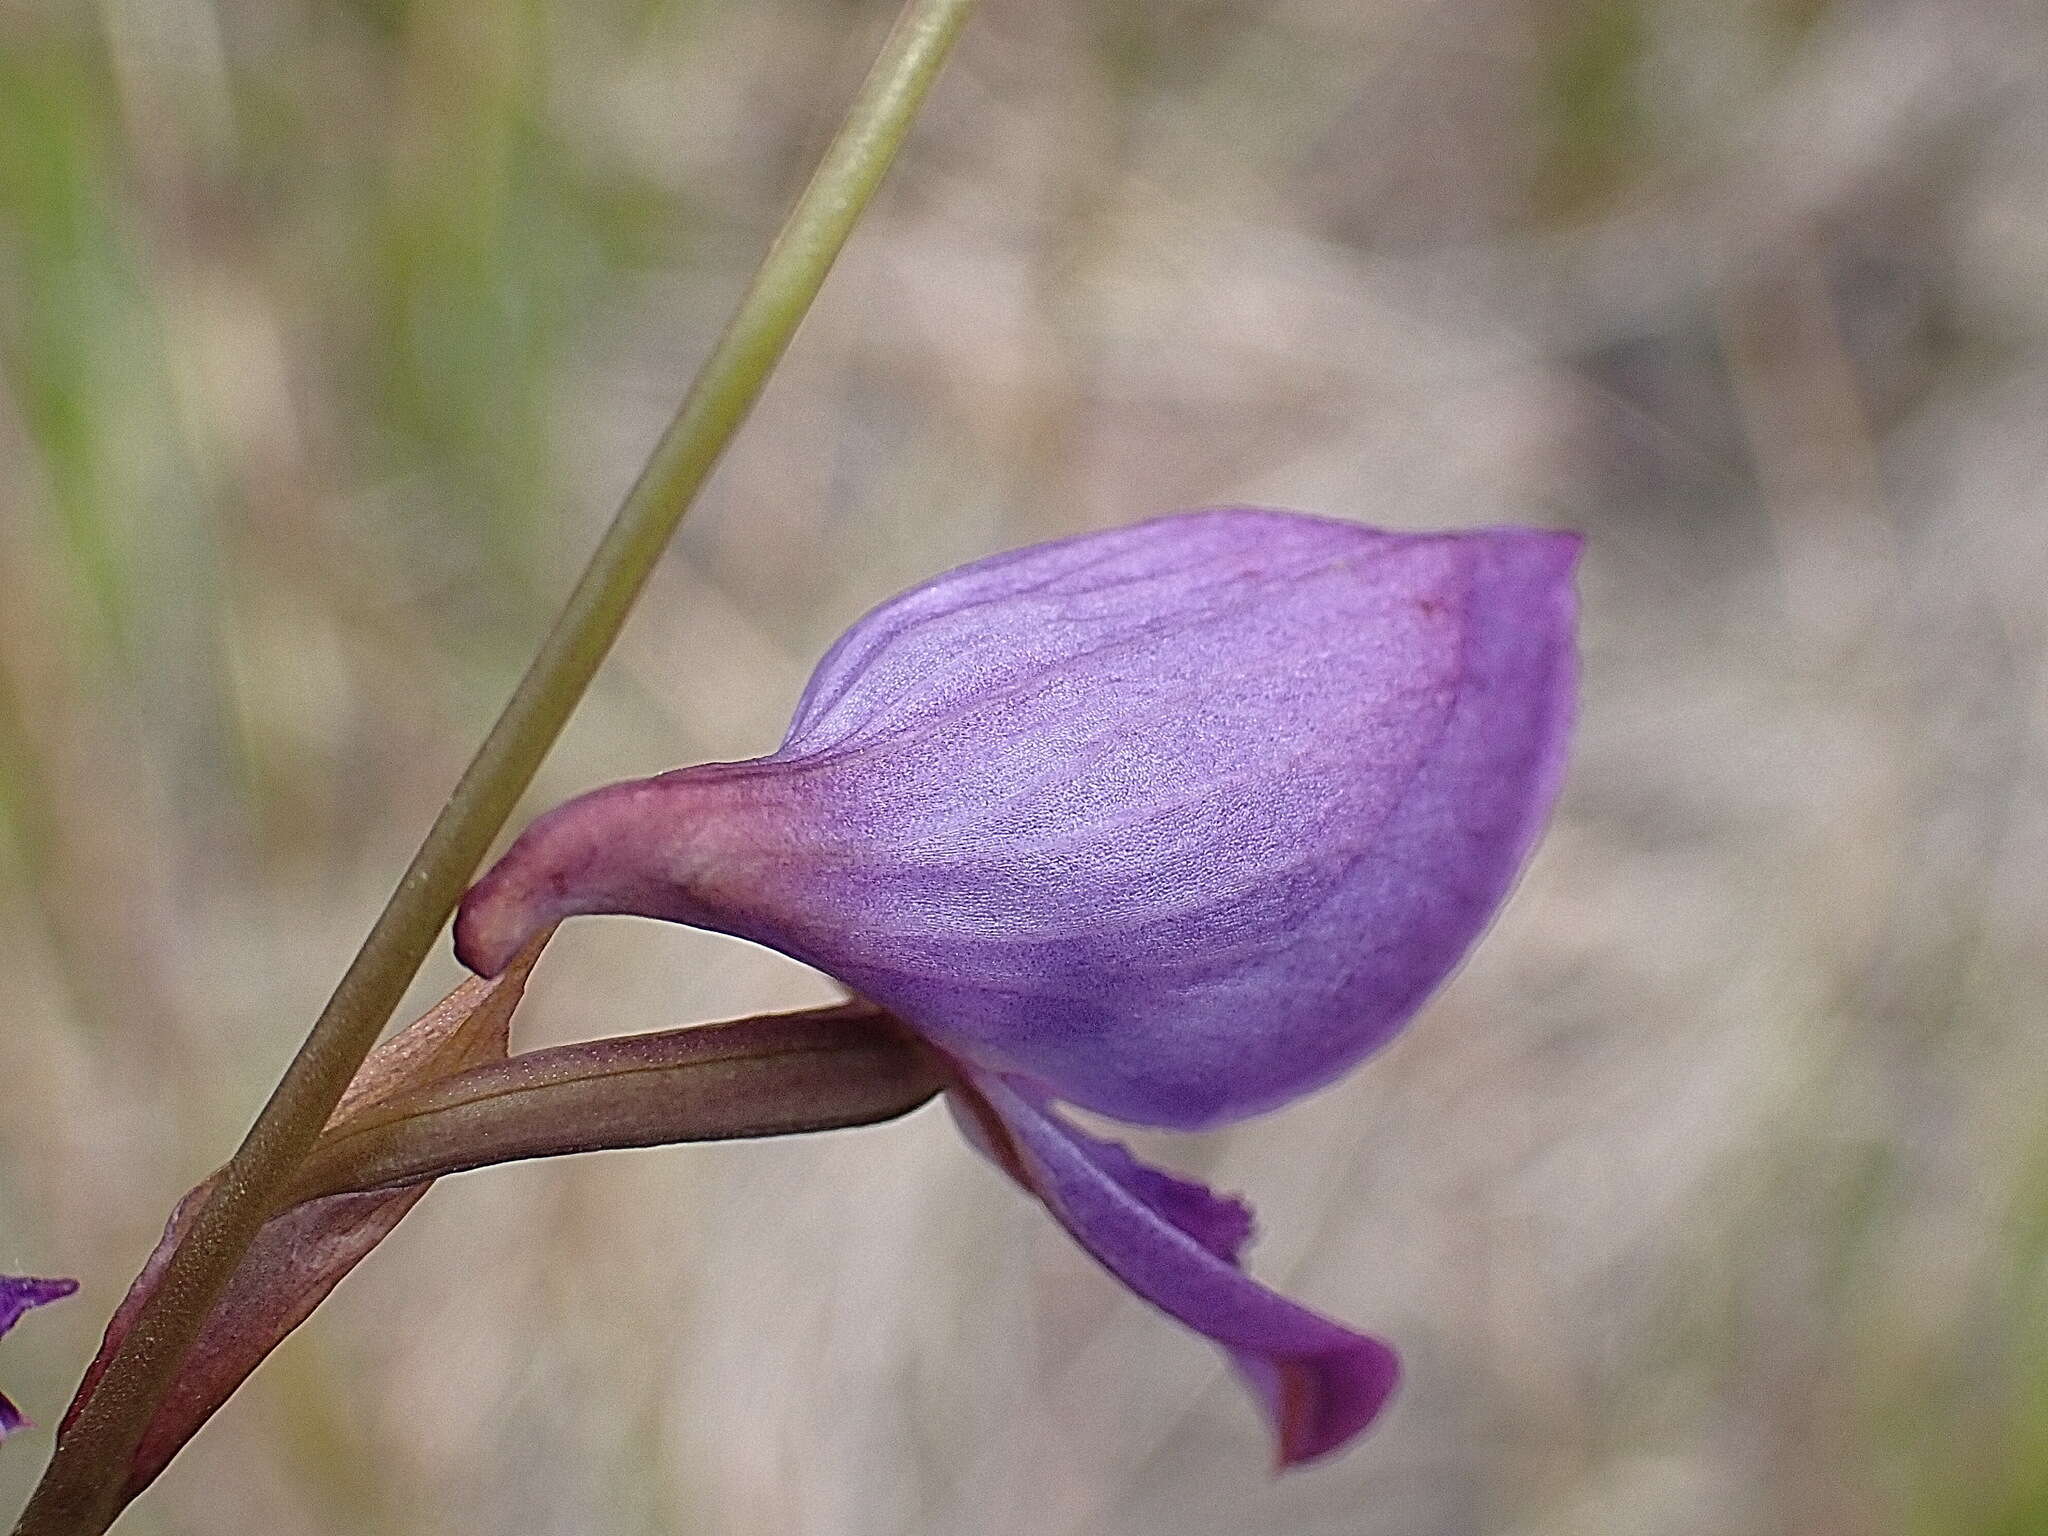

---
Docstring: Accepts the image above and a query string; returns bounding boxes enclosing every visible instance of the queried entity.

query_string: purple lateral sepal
[953,1072,1399,1467]
[1,1275,77,1442]
[458,508,1581,1130]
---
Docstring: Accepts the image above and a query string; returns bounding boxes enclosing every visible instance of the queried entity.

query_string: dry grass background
[3,0,2048,1531]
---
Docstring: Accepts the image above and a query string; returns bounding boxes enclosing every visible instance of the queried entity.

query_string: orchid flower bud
[1,1275,76,1443]
[457,507,1580,1465]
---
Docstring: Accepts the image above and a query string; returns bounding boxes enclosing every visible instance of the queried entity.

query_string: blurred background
[2,0,2046,1530]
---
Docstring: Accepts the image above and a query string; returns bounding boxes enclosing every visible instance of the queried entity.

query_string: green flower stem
[13,1,978,1529]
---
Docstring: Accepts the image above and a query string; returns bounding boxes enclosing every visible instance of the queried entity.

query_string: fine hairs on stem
[9,1,980,1529]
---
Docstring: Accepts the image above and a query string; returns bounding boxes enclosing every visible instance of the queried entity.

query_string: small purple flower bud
[457,507,1580,1463]
[1,1275,77,1442]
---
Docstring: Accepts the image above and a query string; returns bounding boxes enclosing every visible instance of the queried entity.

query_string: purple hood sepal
[1,1275,77,1442]
[456,507,1581,1464]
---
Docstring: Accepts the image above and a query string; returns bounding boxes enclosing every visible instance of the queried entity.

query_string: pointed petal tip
[1,1275,78,1447]
[1481,522,1584,597]
[1268,1336,1402,1470]
[0,1275,77,1335]
[1463,522,1582,602]
[1537,526,1586,588]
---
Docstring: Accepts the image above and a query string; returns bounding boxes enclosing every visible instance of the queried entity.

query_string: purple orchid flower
[455,507,1580,1466]
[2,1276,77,1443]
